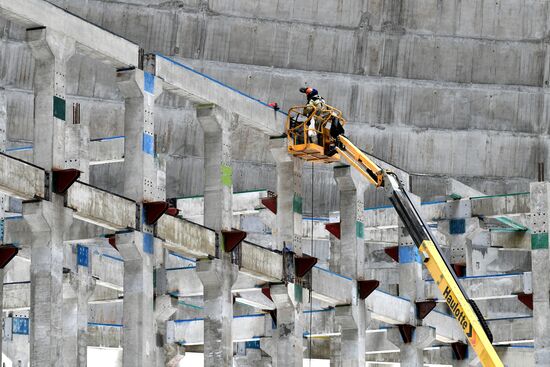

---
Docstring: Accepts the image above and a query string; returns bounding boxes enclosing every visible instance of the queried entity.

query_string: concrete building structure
[0,0,547,366]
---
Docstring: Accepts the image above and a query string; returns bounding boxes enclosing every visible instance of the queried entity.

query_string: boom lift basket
[286,104,346,163]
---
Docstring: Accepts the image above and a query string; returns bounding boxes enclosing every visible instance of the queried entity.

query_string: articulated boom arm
[335,136,503,367]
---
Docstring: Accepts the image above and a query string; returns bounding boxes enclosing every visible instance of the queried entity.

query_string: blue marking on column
[12,317,29,335]
[0,219,4,242]
[398,245,422,264]
[142,132,154,156]
[245,339,261,349]
[144,72,155,94]
[77,244,89,267]
[449,219,466,234]
[143,232,154,254]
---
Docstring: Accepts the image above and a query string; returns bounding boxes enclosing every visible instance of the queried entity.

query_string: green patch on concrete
[532,233,549,250]
[294,284,302,303]
[356,221,364,238]
[53,96,66,121]
[293,194,302,214]
[220,164,233,187]
[449,193,462,200]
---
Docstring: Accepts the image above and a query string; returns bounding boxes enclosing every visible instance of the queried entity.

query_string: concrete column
[269,137,293,252]
[196,105,239,367]
[116,231,155,367]
[116,69,162,367]
[529,182,550,365]
[0,86,6,366]
[62,246,95,367]
[25,27,76,367]
[26,28,75,170]
[73,247,95,367]
[24,201,73,367]
[268,139,305,367]
[393,192,432,366]
[270,284,303,367]
[332,166,367,367]
[387,326,435,367]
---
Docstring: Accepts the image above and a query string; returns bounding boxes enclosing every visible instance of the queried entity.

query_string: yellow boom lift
[286,104,503,367]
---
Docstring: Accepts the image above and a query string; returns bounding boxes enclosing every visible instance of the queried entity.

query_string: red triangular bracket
[398,324,415,344]
[107,236,117,251]
[261,196,277,214]
[52,168,80,194]
[451,342,468,360]
[358,279,379,299]
[415,300,437,319]
[143,201,169,225]
[0,245,18,269]
[261,287,273,301]
[384,246,399,262]
[517,293,533,310]
[166,206,180,217]
[452,263,466,277]
[295,255,317,278]
[222,229,247,252]
[325,222,341,239]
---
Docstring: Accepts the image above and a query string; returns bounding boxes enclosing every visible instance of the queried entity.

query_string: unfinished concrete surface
[0,0,547,366]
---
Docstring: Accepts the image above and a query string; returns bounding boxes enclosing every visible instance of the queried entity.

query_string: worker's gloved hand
[299,87,307,93]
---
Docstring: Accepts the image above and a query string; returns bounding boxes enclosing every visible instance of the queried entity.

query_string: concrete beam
[154,54,285,135]
[0,0,139,68]
[424,273,531,301]
[156,215,216,259]
[240,241,284,282]
[0,153,45,200]
[66,182,137,231]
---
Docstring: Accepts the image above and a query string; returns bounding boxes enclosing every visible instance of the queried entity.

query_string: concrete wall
[1,0,548,213]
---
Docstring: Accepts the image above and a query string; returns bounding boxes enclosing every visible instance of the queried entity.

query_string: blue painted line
[156,54,288,117]
[166,266,196,271]
[486,315,532,322]
[422,200,446,206]
[234,314,265,319]
[169,252,197,263]
[101,253,124,262]
[303,217,330,222]
[364,205,393,212]
[90,135,125,142]
[178,301,203,310]
[425,272,523,282]
[5,215,23,220]
[313,265,353,281]
[5,146,33,152]
[88,322,123,328]
[174,317,204,323]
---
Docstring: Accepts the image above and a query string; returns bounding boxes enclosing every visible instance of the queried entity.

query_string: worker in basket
[299,86,345,155]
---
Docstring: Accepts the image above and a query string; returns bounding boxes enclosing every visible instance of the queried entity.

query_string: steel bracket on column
[261,195,277,214]
[107,236,117,251]
[452,263,466,277]
[358,279,379,299]
[0,244,18,268]
[261,287,273,301]
[166,206,180,217]
[451,342,468,360]
[52,168,80,194]
[397,325,415,344]
[384,246,399,262]
[517,292,533,310]
[295,255,318,278]
[415,300,437,319]
[221,229,247,252]
[143,201,169,225]
[324,222,341,239]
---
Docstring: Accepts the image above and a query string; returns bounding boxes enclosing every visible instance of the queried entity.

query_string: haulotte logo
[443,286,474,342]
